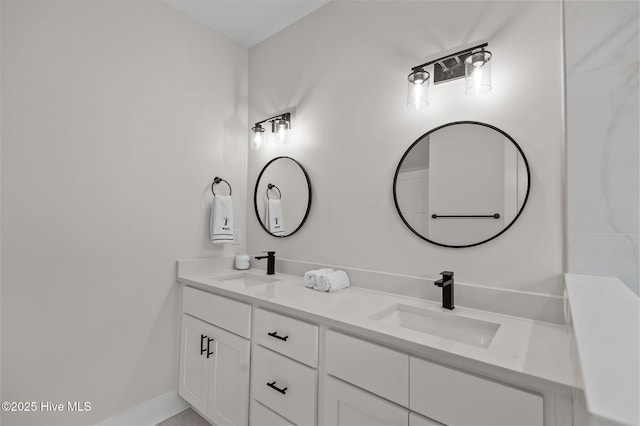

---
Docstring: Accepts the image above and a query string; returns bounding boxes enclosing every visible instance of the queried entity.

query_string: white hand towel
[210,195,234,244]
[303,268,335,288]
[265,198,285,236]
[315,270,350,292]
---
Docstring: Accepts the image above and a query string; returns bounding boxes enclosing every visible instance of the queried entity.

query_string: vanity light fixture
[251,112,291,150]
[407,42,491,109]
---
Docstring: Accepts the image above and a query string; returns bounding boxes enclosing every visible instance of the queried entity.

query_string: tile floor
[157,408,210,426]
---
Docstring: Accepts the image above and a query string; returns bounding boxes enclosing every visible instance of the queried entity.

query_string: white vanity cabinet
[179,287,251,425]
[177,278,565,426]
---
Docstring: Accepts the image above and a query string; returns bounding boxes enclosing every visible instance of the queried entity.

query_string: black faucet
[434,271,454,310]
[255,251,276,275]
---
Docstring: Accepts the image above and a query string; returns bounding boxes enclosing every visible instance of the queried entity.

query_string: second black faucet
[434,271,454,310]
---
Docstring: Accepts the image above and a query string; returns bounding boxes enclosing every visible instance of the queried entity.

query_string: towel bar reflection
[266,183,281,200]
[211,177,232,196]
[431,213,500,219]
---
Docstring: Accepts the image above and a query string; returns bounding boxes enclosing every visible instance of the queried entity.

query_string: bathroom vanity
[177,259,574,425]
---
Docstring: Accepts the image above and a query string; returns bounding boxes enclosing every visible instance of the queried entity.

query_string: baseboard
[97,391,189,426]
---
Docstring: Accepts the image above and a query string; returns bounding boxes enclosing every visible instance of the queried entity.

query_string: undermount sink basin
[213,272,279,287]
[372,304,500,348]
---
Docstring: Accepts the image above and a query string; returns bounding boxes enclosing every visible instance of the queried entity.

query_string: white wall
[0,1,247,424]
[564,0,639,294]
[248,1,565,295]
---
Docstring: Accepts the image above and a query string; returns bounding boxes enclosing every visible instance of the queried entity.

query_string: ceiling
[163,0,331,48]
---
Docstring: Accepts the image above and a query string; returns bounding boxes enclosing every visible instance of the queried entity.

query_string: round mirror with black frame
[393,121,530,248]
[254,156,312,238]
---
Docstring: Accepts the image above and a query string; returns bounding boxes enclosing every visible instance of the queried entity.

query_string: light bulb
[465,50,492,96]
[472,67,483,95]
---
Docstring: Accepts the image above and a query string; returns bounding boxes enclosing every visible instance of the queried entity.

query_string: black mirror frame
[254,156,312,238]
[392,121,531,248]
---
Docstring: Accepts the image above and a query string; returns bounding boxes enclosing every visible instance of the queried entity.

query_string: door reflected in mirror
[254,156,312,238]
[393,121,530,248]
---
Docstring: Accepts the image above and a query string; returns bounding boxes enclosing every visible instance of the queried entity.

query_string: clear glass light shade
[407,69,430,109]
[251,125,265,150]
[273,119,290,145]
[465,50,492,96]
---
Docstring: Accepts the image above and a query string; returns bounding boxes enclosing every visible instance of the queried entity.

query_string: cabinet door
[323,376,408,426]
[207,324,251,425]
[178,314,211,415]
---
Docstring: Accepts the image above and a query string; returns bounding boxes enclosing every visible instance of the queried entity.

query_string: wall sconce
[407,42,491,109]
[251,112,291,150]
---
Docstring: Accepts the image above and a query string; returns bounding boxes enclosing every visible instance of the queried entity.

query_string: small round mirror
[393,121,530,248]
[254,156,312,237]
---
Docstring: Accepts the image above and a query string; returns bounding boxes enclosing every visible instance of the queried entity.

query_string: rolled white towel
[304,268,334,288]
[315,270,350,292]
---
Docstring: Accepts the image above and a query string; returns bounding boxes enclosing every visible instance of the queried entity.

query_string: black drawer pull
[207,337,214,358]
[267,381,287,395]
[200,334,207,356]
[267,331,289,341]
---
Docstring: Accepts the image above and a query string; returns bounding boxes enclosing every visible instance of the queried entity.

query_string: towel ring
[266,183,281,200]
[211,177,232,196]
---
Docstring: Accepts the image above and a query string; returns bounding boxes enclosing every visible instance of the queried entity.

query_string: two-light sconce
[407,42,492,109]
[251,112,291,150]
[250,43,491,149]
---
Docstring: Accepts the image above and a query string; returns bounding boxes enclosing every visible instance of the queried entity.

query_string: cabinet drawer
[250,400,295,426]
[410,357,543,425]
[251,344,317,425]
[183,286,213,322]
[253,308,318,367]
[211,293,251,338]
[182,286,251,338]
[325,330,409,406]
[323,376,409,426]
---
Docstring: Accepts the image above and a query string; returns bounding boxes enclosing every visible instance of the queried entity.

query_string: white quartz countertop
[565,274,640,425]
[177,261,575,394]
